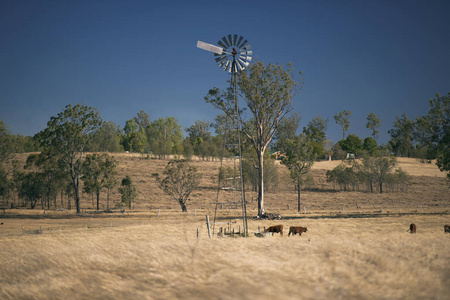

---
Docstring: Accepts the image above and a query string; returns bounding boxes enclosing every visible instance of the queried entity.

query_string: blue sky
[1,0,449,145]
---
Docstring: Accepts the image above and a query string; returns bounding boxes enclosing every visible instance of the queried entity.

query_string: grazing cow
[288,226,308,236]
[408,223,417,234]
[265,225,283,236]
[444,225,450,233]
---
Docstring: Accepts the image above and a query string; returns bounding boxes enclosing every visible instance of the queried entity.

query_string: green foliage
[119,175,137,209]
[303,115,328,144]
[35,104,102,213]
[363,137,378,154]
[147,117,183,159]
[338,134,363,155]
[154,159,202,212]
[326,163,358,191]
[242,153,279,193]
[205,60,302,216]
[82,153,118,210]
[25,150,65,209]
[122,118,147,153]
[302,115,329,159]
[281,134,316,211]
[426,93,450,178]
[327,155,399,193]
[388,113,414,157]
[0,120,14,164]
[88,121,123,152]
[14,171,44,209]
[0,165,12,200]
[366,113,381,140]
[334,110,352,139]
[274,112,301,153]
[185,120,212,160]
[182,138,194,161]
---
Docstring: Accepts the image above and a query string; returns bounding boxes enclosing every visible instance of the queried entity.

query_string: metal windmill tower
[197,35,252,236]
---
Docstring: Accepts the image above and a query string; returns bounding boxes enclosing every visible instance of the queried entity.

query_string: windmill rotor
[197,34,252,74]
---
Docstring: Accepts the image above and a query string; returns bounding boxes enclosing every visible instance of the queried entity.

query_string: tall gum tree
[36,104,102,213]
[205,61,302,216]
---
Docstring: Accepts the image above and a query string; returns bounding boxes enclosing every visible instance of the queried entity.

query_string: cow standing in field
[288,226,308,236]
[408,223,417,234]
[265,225,283,236]
[444,225,450,233]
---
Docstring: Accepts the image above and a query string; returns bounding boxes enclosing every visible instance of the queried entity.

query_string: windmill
[197,35,252,236]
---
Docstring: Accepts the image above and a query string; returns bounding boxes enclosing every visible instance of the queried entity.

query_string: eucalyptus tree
[427,92,450,178]
[273,112,301,153]
[147,117,183,159]
[334,110,352,140]
[388,113,414,157]
[205,60,302,216]
[303,115,328,158]
[35,104,102,213]
[82,153,118,210]
[281,134,316,211]
[119,175,137,209]
[154,159,202,212]
[89,121,122,152]
[366,113,381,141]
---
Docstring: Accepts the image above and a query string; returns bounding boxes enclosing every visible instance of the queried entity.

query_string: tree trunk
[73,175,80,213]
[257,150,264,217]
[179,200,188,212]
[106,189,110,210]
[297,181,301,212]
[96,191,100,210]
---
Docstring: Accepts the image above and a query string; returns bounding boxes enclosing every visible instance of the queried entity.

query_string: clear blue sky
[1,0,449,144]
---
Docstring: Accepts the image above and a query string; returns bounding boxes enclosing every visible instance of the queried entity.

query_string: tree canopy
[205,60,302,216]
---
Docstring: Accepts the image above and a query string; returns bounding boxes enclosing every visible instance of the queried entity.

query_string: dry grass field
[1,154,449,299]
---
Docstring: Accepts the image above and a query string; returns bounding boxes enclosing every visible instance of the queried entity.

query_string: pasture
[0,154,449,299]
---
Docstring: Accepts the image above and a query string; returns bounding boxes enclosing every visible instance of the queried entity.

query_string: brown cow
[265,225,283,236]
[288,226,308,236]
[444,225,450,233]
[408,223,417,234]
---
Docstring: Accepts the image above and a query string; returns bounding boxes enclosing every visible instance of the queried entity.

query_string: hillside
[7,153,449,217]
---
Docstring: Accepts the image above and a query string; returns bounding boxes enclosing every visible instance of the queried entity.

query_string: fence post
[206,215,211,238]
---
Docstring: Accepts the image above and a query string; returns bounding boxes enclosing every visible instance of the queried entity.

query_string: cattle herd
[264,225,308,236]
[263,224,450,236]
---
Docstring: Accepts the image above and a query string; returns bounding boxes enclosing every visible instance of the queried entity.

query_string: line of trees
[1,66,448,216]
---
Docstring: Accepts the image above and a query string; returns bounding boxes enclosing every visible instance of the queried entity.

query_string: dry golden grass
[1,154,449,299]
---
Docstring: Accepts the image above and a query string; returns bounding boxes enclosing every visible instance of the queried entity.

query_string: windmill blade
[221,36,230,48]
[239,39,248,49]
[197,41,223,55]
[233,34,238,46]
[236,59,245,71]
[227,35,233,47]
[236,36,244,48]
[238,58,249,67]
[222,60,230,71]
[217,40,227,49]
[215,56,227,64]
